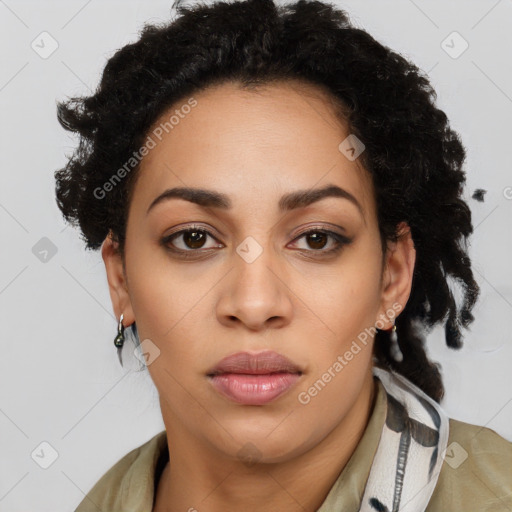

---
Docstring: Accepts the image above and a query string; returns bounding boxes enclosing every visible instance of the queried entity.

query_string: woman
[54,0,512,510]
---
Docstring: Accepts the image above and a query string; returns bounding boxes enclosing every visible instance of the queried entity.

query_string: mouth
[206,350,303,405]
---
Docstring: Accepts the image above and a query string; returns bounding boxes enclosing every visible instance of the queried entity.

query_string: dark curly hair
[54,0,480,403]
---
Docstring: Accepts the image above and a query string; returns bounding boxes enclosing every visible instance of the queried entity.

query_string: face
[102,80,415,463]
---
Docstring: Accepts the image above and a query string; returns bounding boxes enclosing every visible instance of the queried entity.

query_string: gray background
[1,0,511,510]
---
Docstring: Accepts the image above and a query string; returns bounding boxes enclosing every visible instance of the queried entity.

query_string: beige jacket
[75,379,512,511]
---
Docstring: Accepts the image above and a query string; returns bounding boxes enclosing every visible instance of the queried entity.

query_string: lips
[206,350,303,405]
[207,350,302,376]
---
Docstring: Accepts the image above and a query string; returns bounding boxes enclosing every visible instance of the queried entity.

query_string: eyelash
[160,224,352,259]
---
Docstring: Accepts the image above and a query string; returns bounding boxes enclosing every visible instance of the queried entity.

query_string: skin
[101,79,416,511]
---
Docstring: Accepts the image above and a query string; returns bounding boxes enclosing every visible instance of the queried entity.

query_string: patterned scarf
[359,367,449,512]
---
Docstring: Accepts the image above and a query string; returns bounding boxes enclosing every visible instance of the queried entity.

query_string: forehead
[130,79,376,221]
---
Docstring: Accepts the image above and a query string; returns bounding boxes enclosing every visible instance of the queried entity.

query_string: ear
[376,221,416,328]
[101,231,135,326]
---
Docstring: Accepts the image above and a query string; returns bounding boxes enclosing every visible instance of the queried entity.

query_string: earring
[114,313,125,367]
[388,321,403,362]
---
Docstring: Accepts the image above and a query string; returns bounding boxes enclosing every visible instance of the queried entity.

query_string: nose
[215,243,294,331]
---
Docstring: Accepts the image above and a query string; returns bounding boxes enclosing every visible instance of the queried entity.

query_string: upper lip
[207,350,303,376]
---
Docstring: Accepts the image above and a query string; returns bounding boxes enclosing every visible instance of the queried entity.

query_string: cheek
[295,288,378,426]
[291,343,373,444]
[126,254,215,377]
[300,296,376,395]
[308,264,382,342]
[125,241,196,335]
[297,256,382,389]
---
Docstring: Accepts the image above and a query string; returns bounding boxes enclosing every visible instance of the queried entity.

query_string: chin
[215,428,314,465]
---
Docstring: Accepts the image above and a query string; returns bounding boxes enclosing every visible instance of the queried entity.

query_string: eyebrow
[146,184,364,218]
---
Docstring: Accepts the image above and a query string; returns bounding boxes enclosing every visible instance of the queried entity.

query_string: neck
[154,370,377,512]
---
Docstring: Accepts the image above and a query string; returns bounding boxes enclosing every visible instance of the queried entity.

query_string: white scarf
[359,367,449,512]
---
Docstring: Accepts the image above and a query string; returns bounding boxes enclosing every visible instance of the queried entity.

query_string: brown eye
[304,232,329,250]
[161,225,223,254]
[289,228,352,256]
[181,230,207,249]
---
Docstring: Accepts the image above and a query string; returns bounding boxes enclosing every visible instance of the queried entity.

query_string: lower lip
[208,372,301,405]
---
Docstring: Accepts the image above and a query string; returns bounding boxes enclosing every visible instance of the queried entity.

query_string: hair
[54,0,480,403]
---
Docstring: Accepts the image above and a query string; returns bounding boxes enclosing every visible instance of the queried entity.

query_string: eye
[289,228,352,255]
[161,225,221,253]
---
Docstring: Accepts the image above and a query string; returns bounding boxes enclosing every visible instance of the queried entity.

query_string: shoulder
[74,430,167,512]
[427,418,512,511]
